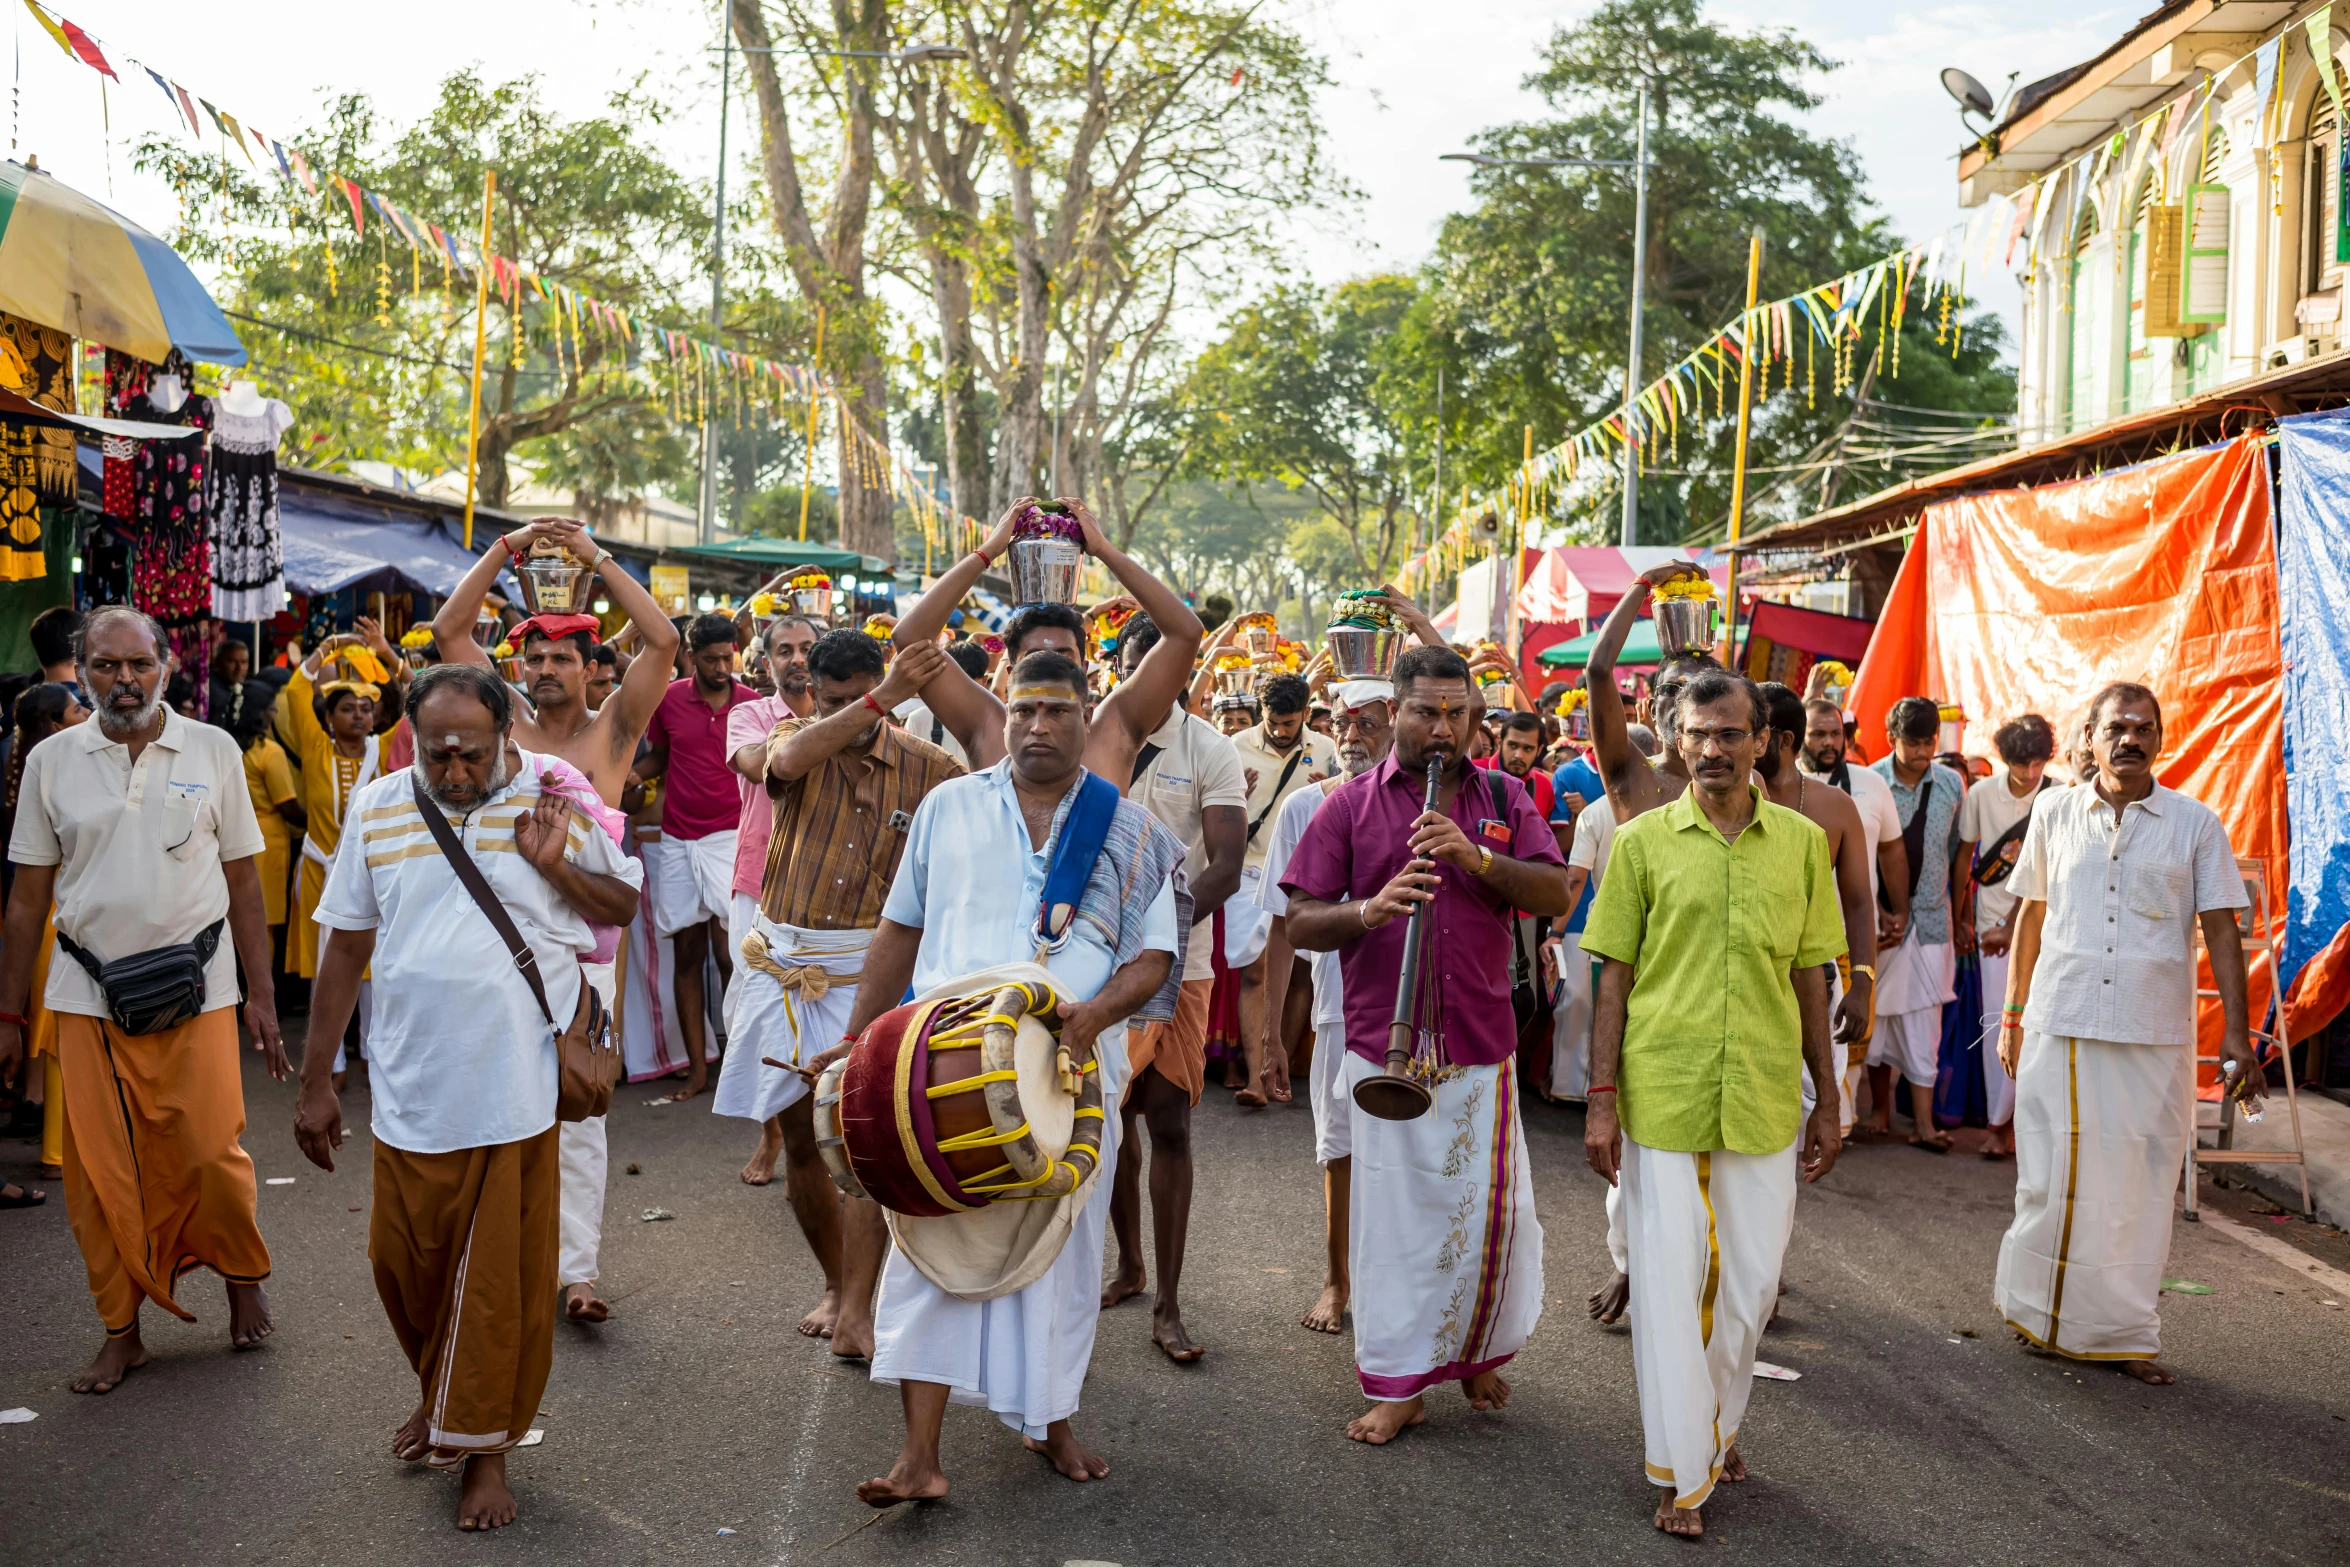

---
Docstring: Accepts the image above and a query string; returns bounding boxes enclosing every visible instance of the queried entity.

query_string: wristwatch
[1475,845,1494,877]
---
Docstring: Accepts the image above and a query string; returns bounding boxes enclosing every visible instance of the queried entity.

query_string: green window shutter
[2180,182,2229,324]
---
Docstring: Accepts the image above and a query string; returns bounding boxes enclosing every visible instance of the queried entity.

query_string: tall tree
[140,73,706,508]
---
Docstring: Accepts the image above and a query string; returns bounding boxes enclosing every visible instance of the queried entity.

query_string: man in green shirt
[1579,670,1845,1542]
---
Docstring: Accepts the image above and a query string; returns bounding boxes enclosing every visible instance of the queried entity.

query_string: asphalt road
[5,1020,2349,1567]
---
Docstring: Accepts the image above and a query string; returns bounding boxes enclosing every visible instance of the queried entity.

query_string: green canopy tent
[673,538,883,575]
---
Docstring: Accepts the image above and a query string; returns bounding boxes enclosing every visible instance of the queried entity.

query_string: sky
[6,0,2139,361]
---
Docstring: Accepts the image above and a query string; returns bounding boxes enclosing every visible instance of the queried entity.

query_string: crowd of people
[0,518,2266,1539]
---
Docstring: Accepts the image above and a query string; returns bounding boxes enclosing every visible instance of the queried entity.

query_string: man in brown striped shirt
[730,628,964,1359]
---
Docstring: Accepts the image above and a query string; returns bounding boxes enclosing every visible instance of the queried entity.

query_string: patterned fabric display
[125,390,214,623]
[0,310,78,582]
[208,397,293,621]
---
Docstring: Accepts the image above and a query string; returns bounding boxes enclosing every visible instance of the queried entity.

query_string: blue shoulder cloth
[1038,770,1120,942]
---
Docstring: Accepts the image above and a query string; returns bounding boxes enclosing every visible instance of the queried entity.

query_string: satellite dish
[1941,67,1997,119]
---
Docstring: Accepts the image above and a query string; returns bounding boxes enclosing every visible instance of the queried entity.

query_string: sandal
[1,1182,47,1208]
[1909,1133,1953,1154]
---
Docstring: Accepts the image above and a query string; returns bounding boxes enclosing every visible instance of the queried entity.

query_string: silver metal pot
[1326,625,1403,679]
[1651,597,1718,659]
[1008,537,1084,605]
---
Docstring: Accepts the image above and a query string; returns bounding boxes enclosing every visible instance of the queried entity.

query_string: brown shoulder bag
[411,776,616,1122]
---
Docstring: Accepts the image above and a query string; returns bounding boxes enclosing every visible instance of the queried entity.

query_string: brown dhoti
[54,1009,271,1334]
[370,1125,560,1470]
[1125,976,1212,1107]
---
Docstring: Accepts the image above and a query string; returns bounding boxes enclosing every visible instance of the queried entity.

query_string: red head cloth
[510,612,603,648]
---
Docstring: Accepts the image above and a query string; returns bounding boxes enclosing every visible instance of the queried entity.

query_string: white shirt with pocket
[1958,773,2043,932]
[2007,783,2246,1047]
[1127,707,1248,982]
[315,753,645,1154]
[8,710,266,1018]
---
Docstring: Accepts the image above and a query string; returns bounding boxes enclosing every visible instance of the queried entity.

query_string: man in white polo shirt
[1992,682,2252,1386]
[294,663,643,1531]
[0,606,281,1396]
[1225,671,1337,1104]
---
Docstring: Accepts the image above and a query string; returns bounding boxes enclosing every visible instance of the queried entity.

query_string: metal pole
[699,29,732,546]
[461,168,497,551]
[1619,84,1649,549]
[1724,229,1765,667]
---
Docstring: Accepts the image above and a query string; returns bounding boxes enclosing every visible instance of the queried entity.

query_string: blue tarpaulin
[2273,414,2350,1021]
[276,480,515,602]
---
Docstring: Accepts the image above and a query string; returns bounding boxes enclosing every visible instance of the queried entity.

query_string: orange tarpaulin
[1847,435,2292,1042]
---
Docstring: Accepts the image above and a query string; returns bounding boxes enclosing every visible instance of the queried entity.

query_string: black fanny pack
[56,919,226,1036]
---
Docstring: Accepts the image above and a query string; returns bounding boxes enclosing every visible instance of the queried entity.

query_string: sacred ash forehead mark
[441,733,466,748]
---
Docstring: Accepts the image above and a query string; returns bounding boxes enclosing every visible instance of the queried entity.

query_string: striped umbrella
[0,160,244,366]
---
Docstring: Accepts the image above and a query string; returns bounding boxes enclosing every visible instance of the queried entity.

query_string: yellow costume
[283,667,379,978]
[243,735,298,927]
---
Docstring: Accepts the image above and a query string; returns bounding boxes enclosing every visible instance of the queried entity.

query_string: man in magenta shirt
[634,614,758,1099]
[1282,645,1570,1447]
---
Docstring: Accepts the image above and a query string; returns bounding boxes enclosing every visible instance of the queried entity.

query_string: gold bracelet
[1850,964,1875,980]
[1476,845,1493,876]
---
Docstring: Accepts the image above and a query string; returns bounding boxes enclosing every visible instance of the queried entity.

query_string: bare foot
[1101,1265,1146,1310]
[1588,1271,1630,1325]
[332,1069,348,1093]
[798,1286,841,1339]
[1463,1369,1511,1410]
[456,1453,518,1531]
[1233,1086,1270,1108]
[1023,1420,1111,1482]
[1654,1497,1703,1538]
[1981,1127,2013,1159]
[563,1282,609,1323]
[71,1330,148,1394]
[856,1455,949,1507]
[394,1402,431,1462]
[830,1315,875,1362]
[227,1281,274,1349]
[1721,1444,1747,1482]
[741,1123,784,1186]
[2122,1359,2176,1385]
[1302,1283,1348,1334]
[1152,1305,1204,1363]
[1346,1397,1425,1445]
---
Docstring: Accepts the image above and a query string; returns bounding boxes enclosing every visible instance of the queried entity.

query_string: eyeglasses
[1680,727,1752,749]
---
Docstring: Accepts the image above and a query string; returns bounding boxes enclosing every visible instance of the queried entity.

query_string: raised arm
[1185,615,1245,715]
[1082,500,1204,751]
[892,505,1022,768]
[544,520,679,754]
[1826,798,1877,1048]
[1372,584,1445,649]
[768,644,946,783]
[1589,562,1697,820]
[431,520,550,670]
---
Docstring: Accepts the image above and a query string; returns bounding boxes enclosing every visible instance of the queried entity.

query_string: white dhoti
[1993,1033,2189,1362]
[1341,1053,1544,1399]
[642,830,738,935]
[1977,950,2015,1126]
[558,961,618,1287]
[869,1025,1130,1437]
[1304,953,1350,1165]
[1800,965,1847,1130]
[1622,1136,1797,1512]
[620,839,722,1083]
[1220,867,1272,968]
[727,893,759,960]
[714,915,872,1124]
[1869,936,1953,1088]
[1549,931,1594,1101]
[1604,1180,1626,1275]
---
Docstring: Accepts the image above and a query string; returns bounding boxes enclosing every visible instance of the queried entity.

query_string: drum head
[1011,1015,1074,1160]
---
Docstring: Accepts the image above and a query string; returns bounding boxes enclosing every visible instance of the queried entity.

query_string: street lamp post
[1443,80,1652,548]
[699,38,968,546]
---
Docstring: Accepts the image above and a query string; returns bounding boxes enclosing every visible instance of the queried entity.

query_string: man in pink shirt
[634,615,759,1099]
[712,614,821,1183]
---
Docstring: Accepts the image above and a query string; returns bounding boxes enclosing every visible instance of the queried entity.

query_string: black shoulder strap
[1483,764,1509,821]
[1128,741,1165,793]
[1245,748,1308,843]
[411,776,555,1028]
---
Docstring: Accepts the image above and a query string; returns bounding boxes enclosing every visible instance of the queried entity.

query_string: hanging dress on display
[125,388,214,623]
[0,310,78,582]
[209,394,293,622]
[100,349,156,521]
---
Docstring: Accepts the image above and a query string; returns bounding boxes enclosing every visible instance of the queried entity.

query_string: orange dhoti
[1126,975,1212,1107]
[370,1126,560,1470]
[53,1008,272,1335]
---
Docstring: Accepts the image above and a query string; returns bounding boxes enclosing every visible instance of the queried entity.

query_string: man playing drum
[809,649,1188,1503]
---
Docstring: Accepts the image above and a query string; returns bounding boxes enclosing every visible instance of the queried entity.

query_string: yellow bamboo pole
[1723,230,1764,669]
[797,308,828,542]
[461,168,498,551]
